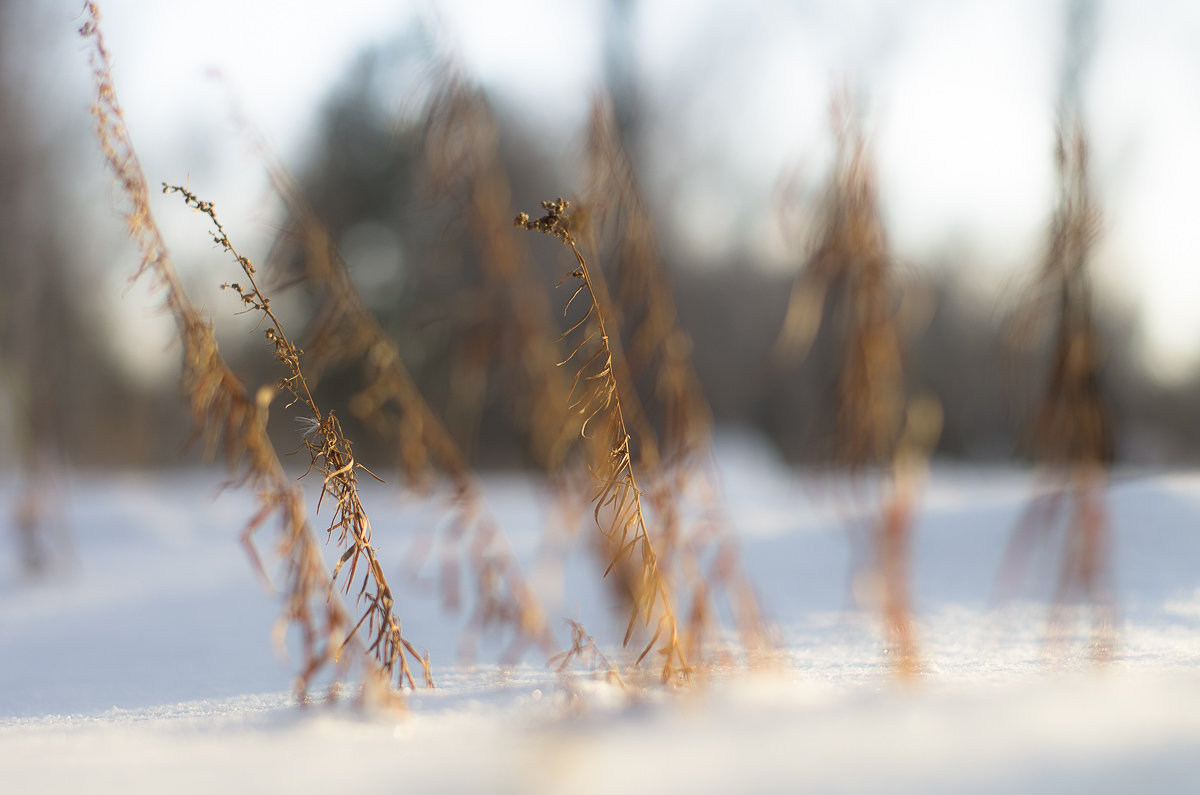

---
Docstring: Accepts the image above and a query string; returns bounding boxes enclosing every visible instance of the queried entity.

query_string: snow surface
[4,432,1200,793]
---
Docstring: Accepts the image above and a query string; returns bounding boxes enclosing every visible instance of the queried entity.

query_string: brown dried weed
[82,1,424,702]
[517,197,688,681]
[774,97,936,677]
[581,95,769,663]
[997,122,1116,660]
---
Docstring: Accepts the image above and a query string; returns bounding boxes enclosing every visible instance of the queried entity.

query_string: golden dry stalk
[420,71,577,472]
[999,122,1116,660]
[82,1,424,702]
[548,619,624,688]
[166,184,432,691]
[775,97,930,676]
[582,95,711,469]
[778,107,905,468]
[581,95,769,661]
[518,198,687,681]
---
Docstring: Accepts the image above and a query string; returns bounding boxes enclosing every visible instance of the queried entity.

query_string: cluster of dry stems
[81,2,425,702]
[82,0,762,699]
[75,0,1125,705]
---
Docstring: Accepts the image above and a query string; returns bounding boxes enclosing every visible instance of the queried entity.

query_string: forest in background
[2,1,1199,476]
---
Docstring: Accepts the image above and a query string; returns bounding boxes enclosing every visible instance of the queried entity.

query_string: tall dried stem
[517,198,687,681]
[421,71,577,472]
[582,96,710,468]
[166,184,432,688]
[81,1,425,701]
[775,98,931,676]
[582,95,768,660]
[997,122,1116,660]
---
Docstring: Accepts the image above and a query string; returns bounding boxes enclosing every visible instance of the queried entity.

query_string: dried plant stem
[583,95,711,467]
[167,184,432,690]
[417,77,638,674]
[877,397,941,677]
[421,74,577,472]
[5,282,72,576]
[548,619,624,688]
[518,199,687,681]
[221,101,468,485]
[1000,122,1115,659]
[775,96,929,675]
[774,100,907,472]
[229,109,554,660]
[583,95,768,659]
[81,1,424,700]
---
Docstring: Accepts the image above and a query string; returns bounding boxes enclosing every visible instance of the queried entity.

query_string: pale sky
[30,0,1200,384]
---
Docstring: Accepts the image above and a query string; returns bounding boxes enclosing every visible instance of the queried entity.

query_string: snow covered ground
[3,432,1200,793]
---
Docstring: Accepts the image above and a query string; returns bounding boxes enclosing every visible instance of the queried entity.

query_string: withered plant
[548,619,624,689]
[517,198,688,681]
[775,99,936,677]
[420,70,578,473]
[996,122,1116,659]
[168,184,435,688]
[3,262,72,576]
[8,421,67,576]
[81,2,425,702]
[415,72,613,661]
[581,95,767,662]
[244,110,553,664]
[582,96,707,469]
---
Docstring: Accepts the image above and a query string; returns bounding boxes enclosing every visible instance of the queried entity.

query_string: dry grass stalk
[548,619,625,688]
[11,472,63,576]
[166,183,433,689]
[517,198,687,681]
[81,2,424,701]
[420,71,577,472]
[8,409,68,575]
[581,95,768,661]
[241,115,553,663]
[777,104,905,468]
[582,96,711,468]
[6,300,71,577]
[997,122,1116,659]
[875,397,941,677]
[269,189,465,488]
[420,74,641,674]
[775,99,930,676]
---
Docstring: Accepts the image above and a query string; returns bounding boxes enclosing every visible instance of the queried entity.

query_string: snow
[3,434,1200,793]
